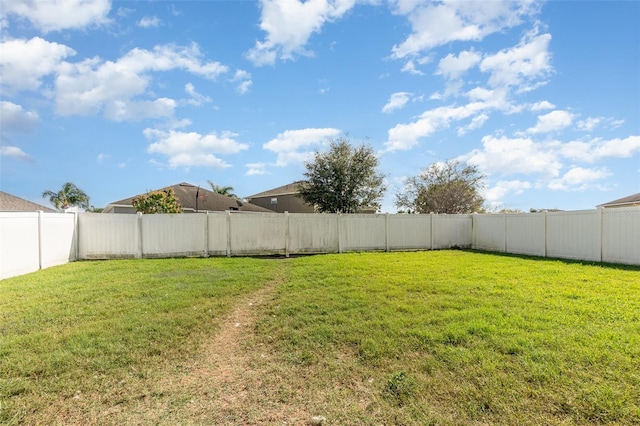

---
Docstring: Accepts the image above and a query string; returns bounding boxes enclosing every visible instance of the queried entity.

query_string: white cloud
[480,30,552,91]
[246,162,268,176]
[138,16,161,28]
[0,101,39,133]
[484,179,531,203]
[527,110,574,134]
[0,145,34,162]
[400,60,424,75]
[436,50,481,80]
[464,135,562,178]
[0,37,76,94]
[97,153,111,163]
[54,43,228,119]
[263,127,341,166]
[557,136,640,163]
[530,100,555,111]
[1,0,111,32]
[548,166,610,191]
[382,92,412,113]
[577,117,602,132]
[246,0,356,66]
[457,113,489,135]
[391,0,538,59]
[144,128,249,169]
[184,83,212,106]
[231,70,252,94]
[384,102,489,152]
[104,98,176,122]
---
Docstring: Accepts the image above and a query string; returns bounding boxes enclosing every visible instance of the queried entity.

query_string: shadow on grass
[461,248,640,271]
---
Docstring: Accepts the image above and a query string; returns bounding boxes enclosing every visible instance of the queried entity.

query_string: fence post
[503,213,507,253]
[285,211,290,258]
[203,212,209,257]
[73,211,79,261]
[337,213,343,253]
[37,210,43,270]
[226,210,232,257]
[543,211,548,259]
[137,212,143,258]
[430,212,434,250]
[385,213,390,252]
[597,207,604,262]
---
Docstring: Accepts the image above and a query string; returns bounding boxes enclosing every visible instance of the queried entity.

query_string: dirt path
[98,279,315,425]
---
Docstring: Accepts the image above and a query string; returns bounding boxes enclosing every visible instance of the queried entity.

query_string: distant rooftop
[0,191,56,212]
[598,192,640,208]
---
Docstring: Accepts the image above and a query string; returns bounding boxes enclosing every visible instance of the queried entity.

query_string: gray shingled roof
[0,191,56,212]
[598,192,640,208]
[106,183,272,213]
[246,181,304,199]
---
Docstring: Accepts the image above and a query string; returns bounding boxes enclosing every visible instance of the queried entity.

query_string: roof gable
[598,192,640,207]
[106,183,271,212]
[0,191,56,212]
[247,181,304,199]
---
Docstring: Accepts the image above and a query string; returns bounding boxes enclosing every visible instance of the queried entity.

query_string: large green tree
[42,182,90,210]
[298,137,386,213]
[132,188,183,214]
[396,160,485,214]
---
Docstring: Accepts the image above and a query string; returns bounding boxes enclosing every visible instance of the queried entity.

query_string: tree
[42,182,90,210]
[207,180,240,200]
[132,188,183,214]
[298,137,386,213]
[396,160,485,214]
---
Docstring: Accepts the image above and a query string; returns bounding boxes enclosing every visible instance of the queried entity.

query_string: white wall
[288,213,339,254]
[40,213,76,268]
[79,213,140,259]
[546,210,601,262]
[1,212,40,279]
[141,213,207,258]
[602,207,640,264]
[3,208,639,280]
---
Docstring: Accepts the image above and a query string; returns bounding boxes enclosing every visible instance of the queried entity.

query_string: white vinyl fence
[1,212,77,279]
[2,208,639,279]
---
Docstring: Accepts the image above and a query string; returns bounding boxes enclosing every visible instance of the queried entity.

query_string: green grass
[0,257,281,424]
[1,251,639,425]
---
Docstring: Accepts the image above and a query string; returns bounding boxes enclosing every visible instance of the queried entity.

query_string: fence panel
[505,213,546,257]
[602,207,640,264]
[0,212,40,279]
[78,213,140,259]
[207,212,229,256]
[229,213,287,255]
[546,210,600,262]
[40,213,76,267]
[340,214,386,251]
[387,214,431,250]
[473,214,506,252]
[433,215,472,249]
[288,213,339,254]
[141,214,207,257]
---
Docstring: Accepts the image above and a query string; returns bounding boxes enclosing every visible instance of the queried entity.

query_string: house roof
[0,191,56,212]
[246,181,304,199]
[105,182,272,213]
[598,192,640,208]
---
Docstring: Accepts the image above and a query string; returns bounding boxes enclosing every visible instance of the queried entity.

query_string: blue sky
[1,0,638,212]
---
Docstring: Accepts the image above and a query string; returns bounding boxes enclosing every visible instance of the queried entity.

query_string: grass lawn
[1,251,639,425]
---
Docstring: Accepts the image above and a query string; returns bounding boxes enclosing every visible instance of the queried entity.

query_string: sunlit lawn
[1,251,639,425]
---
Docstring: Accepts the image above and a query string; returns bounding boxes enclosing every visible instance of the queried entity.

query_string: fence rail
[2,208,639,279]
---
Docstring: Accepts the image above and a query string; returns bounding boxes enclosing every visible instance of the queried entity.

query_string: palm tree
[207,180,238,199]
[42,182,90,210]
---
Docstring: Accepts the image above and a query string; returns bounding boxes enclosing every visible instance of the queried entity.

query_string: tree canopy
[396,160,485,214]
[207,180,240,200]
[298,137,386,213]
[132,188,183,214]
[42,182,90,210]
